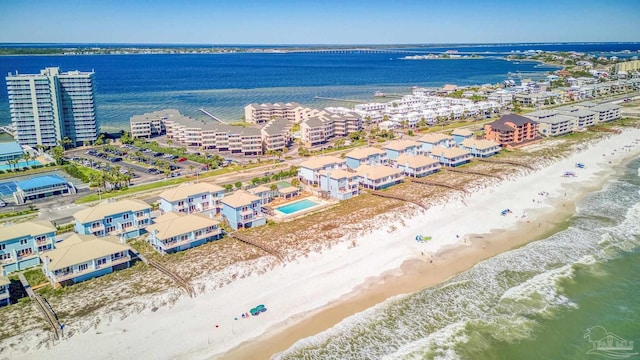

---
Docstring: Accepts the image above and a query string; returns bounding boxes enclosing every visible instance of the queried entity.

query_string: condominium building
[299,110,362,147]
[244,102,309,124]
[130,109,174,138]
[484,114,539,146]
[6,67,98,147]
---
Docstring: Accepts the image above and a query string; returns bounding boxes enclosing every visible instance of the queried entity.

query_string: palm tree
[60,137,73,150]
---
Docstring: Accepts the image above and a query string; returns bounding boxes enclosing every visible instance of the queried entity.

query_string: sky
[0,0,639,45]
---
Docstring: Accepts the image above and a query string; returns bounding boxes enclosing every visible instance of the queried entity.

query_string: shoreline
[5,128,640,360]
[218,131,640,359]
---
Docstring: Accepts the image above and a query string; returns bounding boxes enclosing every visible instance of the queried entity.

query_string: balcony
[52,255,131,283]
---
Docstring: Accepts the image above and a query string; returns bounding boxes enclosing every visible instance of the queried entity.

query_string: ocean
[10,43,633,132]
[275,156,640,359]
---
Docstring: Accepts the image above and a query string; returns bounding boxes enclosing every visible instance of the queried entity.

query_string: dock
[199,108,226,123]
[313,96,365,104]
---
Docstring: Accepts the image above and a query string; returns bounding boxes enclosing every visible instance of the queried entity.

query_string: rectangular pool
[0,160,42,171]
[275,198,320,215]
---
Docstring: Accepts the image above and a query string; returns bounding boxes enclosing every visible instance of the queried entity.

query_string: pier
[0,126,15,137]
[199,108,226,123]
[18,273,62,340]
[313,96,365,104]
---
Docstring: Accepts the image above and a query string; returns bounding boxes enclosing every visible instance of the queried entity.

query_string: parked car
[177,157,187,162]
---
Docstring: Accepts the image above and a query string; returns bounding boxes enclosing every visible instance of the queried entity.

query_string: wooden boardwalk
[477,158,535,170]
[445,167,503,179]
[133,250,195,297]
[407,177,468,193]
[19,273,62,340]
[229,232,286,263]
[367,189,428,210]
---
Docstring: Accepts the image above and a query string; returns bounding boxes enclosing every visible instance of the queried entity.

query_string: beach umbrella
[256,304,265,310]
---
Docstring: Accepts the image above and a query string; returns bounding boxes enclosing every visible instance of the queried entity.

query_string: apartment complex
[484,114,539,146]
[300,110,363,147]
[6,67,98,147]
[130,109,173,138]
[244,102,309,124]
[524,102,621,137]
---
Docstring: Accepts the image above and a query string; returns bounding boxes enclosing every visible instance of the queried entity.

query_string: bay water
[276,157,640,359]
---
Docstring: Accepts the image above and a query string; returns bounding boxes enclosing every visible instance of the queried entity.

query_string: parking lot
[65,144,208,186]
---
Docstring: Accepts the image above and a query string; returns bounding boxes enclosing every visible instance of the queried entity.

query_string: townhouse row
[0,181,303,298]
[298,132,501,200]
[130,109,294,155]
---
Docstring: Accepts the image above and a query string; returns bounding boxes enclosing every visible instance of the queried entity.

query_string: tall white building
[6,67,98,147]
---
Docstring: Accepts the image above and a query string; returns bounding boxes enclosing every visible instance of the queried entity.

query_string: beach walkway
[229,232,286,263]
[133,251,196,297]
[406,177,468,193]
[445,167,503,179]
[477,158,534,170]
[367,189,428,210]
[19,273,62,340]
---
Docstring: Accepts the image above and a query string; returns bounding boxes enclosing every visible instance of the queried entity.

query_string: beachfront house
[318,168,360,200]
[394,154,441,177]
[248,185,274,206]
[159,182,225,214]
[41,234,132,287]
[383,140,421,160]
[73,199,152,240]
[459,139,501,158]
[429,146,473,167]
[418,133,456,153]
[451,128,474,144]
[146,212,222,254]
[344,147,387,170]
[0,221,57,274]
[0,275,9,307]
[484,114,539,147]
[356,164,404,190]
[221,190,266,230]
[525,110,574,137]
[298,156,346,185]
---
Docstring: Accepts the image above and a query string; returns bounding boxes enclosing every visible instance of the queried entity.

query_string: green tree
[51,145,65,165]
[290,178,300,187]
[234,181,242,189]
[60,136,73,150]
[120,130,133,144]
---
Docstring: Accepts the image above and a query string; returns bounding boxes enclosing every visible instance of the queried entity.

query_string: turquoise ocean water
[276,157,640,359]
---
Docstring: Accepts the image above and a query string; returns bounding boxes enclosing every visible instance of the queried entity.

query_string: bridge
[285,48,418,55]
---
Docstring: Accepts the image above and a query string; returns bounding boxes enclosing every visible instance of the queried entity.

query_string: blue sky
[1,0,639,44]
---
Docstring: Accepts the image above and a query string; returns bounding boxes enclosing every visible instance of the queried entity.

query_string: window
[201,194,207,200]
[35,235,46,242]
[105,217,113,224]
[92,222,101,228]
[0,253,11,261]
[136,211,144,217]
[96,258,106,266]
[78,263,88,271]
[123,213,129,220]
[106,226,115,233]
[0,244,5,250]
[20,238,29,245]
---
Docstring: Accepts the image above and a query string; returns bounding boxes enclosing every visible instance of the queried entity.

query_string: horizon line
[1,41,640,47]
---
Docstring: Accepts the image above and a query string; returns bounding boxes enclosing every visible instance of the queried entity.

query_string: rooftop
[299,155,345,170]
[221,190,260,208]
[159,182,224,202]
[395,154,439,168]
[0,141,23,156]
[345,147,386,159]
[384,139,421,151]
[418,133,454,143]
[73,199,151,223]
[41,234,131,271]
[356,164,403,180]
[16,175,68,191]
[147,212,219,240]
[430,146,472,158]
[0,220,56,242]
[460,138,501,150]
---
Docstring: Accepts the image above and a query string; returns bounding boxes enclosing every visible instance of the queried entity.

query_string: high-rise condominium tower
[6,67,98,147]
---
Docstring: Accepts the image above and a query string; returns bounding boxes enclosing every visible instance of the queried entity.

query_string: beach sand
[7,128,640,360]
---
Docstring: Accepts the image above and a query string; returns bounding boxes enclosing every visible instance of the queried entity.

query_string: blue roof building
[13,174,76,205]
[0,142,23,162]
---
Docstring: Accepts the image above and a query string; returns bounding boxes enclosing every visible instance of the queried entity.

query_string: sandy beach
[6,128,640,360]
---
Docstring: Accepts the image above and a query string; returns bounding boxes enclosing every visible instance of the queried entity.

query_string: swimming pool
[0,160,42,171]
[275,198,320,215]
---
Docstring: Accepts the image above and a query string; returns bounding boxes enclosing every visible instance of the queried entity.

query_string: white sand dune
[8,128,640,360]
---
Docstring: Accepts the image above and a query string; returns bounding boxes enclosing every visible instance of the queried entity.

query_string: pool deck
[266,194,335,222]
